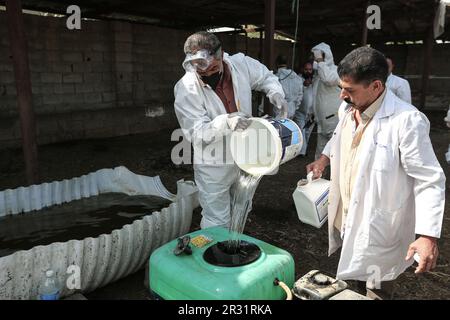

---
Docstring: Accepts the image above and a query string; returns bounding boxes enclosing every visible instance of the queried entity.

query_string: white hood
[311,42,335,66]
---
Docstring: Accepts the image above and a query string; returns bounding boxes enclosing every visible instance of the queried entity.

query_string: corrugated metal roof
[6,0,447,42]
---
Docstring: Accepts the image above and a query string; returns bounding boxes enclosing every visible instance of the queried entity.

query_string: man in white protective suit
[310,42,343,160]
[274,55,303,119]
[294,61,316,156]
[174,31,288,229]
[306,46,445,299]
[386,56,412,104]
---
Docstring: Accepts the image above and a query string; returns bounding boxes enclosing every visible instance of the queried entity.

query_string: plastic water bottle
[38,270,60,300]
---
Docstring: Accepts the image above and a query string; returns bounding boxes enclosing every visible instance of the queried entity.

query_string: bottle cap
[46,270,54,277]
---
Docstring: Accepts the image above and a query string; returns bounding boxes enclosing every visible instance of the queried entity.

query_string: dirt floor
[0,110,449,300]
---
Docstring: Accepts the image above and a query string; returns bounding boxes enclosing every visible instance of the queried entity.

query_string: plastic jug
[292,172,329,228]
[230,117,303,176]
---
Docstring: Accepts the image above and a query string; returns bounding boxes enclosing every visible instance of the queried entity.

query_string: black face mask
[302,72,313,80]
[201,71,222,90]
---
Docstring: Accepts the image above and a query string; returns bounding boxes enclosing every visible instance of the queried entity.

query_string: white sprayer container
[292,172,329,228]
[230,117,303,176]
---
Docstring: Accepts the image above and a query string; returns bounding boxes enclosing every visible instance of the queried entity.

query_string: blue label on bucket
[269,119,302,162]
[279,119,300,145]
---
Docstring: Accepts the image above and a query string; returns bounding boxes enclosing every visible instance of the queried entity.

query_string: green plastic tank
[149,227,295,300]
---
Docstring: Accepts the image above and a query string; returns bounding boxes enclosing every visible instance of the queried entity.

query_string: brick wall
[1,11,449,149]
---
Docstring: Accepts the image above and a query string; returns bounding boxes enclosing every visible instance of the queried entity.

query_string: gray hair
[183,31,222,58]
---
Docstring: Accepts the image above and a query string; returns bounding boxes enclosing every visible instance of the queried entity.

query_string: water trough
[0,166,198,299]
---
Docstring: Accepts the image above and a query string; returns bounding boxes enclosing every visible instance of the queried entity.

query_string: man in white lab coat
[306,47,445,299]
[310,43,342,160]
[386,56,412,104]
[174,31,287,229]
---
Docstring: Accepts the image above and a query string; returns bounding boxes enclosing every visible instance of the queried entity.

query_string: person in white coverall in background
[294,61,316,156]
[306,47,445,299]
[311,42,342,160]
[174,31,288,229]
[385,56,412,104]
[274,55,303,119]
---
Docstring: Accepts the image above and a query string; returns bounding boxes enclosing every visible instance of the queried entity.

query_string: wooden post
[298,22,307,70]
[263,0,275,116]
[244,31,249,55]
[361,1,370,46]
[258,30,263,61]
[5,0,39,185]
[419,26,434,110]
[244,25,249,55]
[419,1,440,110]
[264,0,275,70]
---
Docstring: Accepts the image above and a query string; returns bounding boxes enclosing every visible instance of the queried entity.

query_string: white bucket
[230,117,303,176]
[292,172,329,228]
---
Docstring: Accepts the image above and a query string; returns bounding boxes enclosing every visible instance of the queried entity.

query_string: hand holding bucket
[227,112,251,131]
[269,93,289,119]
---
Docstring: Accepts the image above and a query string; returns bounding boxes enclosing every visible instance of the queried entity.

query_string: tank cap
[297,179,308,187]
[298,172,315,187]
[173,235,192,256]
[313,273,331,285]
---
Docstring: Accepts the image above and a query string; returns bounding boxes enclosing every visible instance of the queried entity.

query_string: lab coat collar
[343,89,394,223]
[373,88,394,120]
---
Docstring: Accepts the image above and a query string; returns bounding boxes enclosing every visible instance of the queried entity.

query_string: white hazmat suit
[386,73,412,104]
[311,42,342,159]
[294,76,316,155]
[174,52,284,228]
[275,67,303,119]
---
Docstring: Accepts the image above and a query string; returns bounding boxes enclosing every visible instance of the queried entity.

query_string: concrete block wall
[332,42,450,109]
[0,12,190,148]
[1,11,449,149]
[367,42,450,109]
[0,11,299,149]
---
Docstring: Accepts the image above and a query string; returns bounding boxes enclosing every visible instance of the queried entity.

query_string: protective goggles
[182,45,221,72]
